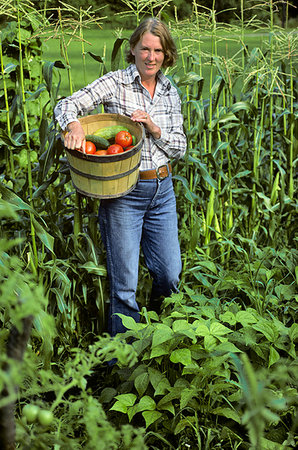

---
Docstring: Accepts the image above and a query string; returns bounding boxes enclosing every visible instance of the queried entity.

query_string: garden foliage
[0,1,297,449]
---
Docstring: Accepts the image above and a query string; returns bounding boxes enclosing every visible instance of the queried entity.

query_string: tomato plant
[84,141,96,154]
[107,144,124,154]
[115,130,132,148]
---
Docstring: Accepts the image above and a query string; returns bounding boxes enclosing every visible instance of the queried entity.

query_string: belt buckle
[156,164,169,180]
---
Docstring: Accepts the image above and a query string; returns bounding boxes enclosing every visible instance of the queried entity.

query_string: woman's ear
[130,47,135,56]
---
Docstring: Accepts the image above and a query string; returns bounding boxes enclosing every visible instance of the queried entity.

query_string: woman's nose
[147,51,154,60]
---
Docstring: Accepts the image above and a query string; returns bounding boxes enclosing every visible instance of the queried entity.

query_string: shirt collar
[123,64,172,91]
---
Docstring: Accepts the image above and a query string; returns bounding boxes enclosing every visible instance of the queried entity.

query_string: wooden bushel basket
[65,113,144,199]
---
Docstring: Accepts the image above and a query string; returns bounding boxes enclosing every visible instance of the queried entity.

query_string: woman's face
[131,32,165,81]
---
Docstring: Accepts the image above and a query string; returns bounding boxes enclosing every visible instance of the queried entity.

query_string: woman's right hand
[64,121,86,152]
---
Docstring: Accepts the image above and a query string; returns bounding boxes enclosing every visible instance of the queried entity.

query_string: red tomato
[115,131,133,148]
[107,144,124,155]
[94,150,108,156]
[84,141,96,154]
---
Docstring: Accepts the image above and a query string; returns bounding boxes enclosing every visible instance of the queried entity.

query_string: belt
[139,164,172,180]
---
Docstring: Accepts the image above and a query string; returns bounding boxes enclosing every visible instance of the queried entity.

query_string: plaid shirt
[54,64,186,170]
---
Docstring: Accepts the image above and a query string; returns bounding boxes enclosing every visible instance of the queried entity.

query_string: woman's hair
[126,18,178,68]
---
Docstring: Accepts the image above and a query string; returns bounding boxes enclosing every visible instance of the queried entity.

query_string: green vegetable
[93,125,129,140]
[23,404,40,423]
[131,134,136,145]
[38,409,54,426]
[85,134,109,149]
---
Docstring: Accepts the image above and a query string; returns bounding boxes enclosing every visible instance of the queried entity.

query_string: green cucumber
[85,134,109,149]
[93,125,129,140]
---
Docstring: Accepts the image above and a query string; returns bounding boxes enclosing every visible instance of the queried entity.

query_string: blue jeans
[98,174,181,336]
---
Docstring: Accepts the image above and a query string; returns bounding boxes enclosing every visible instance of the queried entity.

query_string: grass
[42,27,270,98]
[42,28,131,94]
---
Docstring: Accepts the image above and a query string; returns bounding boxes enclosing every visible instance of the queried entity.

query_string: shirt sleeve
[153,89,187,161]
[54,73,117,130]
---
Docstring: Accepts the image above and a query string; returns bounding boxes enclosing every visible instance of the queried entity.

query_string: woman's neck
[141,77,157,99]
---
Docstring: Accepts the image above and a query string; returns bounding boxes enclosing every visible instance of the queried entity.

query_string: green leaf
[142,410,162,428]
[176,71,204,87]
[204,335,217,350]
[212,407,241,423]
[197,160,218,190]
[32,217,54,253]
[0,129,25,147]
[135,373,149,397]
[3,63,17,74]
[195,260,218,274]
[216,341,242,353]
[0,183,33,212]
[172,320,196,341]
[275,284,296,301]
[180,386,197,409]
[0,184,48,231]
[268,346,280,368]
[33,172,59,200]
[252,320,278,342]
[25,84,46,102]
[78,261,107,276]
[158,401,175,415]
[170,348,192,365]
[194,321,210,337]
[189,215,200,251]
[157,386,186,408]
[230,101,257,116]
[174,417,196,435]
[172,320,191,333]
[116,314,144,332]
[210,322,233,337]
[236,310,258,326]
[110,394,137,414]
[137,395,156,412]
[148,368,171,395]
[220,311,237,326]
[155,378,172,396]
[43,60,68,93]
[172,174,198,203]
[51,288,68,315]
[33,311,56,369]
[289,323,298,342]
[111,38,128,72]
[99,387,117,403]
[259,437,286,450]
[150,341,172,358]
[152,324,174,348]
[87,51,104,63]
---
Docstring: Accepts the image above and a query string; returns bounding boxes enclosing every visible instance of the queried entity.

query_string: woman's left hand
[131,110,161,139]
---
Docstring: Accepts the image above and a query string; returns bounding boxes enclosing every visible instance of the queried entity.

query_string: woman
[54,18,187,336]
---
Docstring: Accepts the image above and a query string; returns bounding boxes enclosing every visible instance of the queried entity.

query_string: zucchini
[85,134,109,149]
[93,125,129,140]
